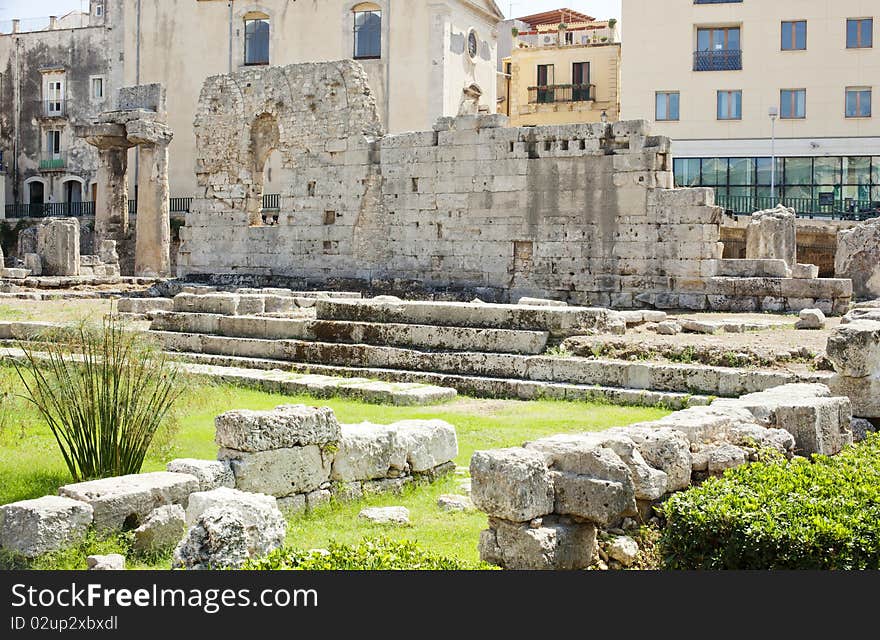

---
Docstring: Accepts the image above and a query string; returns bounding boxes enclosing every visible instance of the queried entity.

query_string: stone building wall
[179,61,850,312]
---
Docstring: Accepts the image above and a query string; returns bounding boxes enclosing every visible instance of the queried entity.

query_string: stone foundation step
[314,299,626,337]
[149,330,830,399]
[181,362,457,406]
[150,311,550,355]
[169,351,711,409]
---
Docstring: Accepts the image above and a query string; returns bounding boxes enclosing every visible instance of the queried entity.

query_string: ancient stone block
[36,218,80,276]
[0,496,93,558]
[166,459,234,491]
[331,423,407,482]
[215,405,340,452]
[133,504,186,554]
[745,206,797,267]
[836,218,880,299]
[218,445,331,497]
[470,448,555,522]
[59,472,199,532]
[479,517,596,570]
[827,320,880,378]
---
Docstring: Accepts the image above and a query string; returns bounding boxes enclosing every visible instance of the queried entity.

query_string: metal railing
[262,193,280,211]
[717,194,880,221]
[4,202,95,219]
[170,197,192,213]
[38,153,66,171]
[693,49,742,71]
[34,100,67,118]
[528,84,596,104]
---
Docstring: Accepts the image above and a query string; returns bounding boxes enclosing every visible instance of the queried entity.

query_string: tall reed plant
[13,316,183,481]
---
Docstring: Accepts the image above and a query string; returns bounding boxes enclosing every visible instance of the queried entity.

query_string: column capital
[126,120,174,148]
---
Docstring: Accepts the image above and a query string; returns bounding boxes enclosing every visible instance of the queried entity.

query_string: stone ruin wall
[179,61,850,313]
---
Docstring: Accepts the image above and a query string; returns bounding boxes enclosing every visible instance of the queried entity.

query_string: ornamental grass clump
[13,316,182,482]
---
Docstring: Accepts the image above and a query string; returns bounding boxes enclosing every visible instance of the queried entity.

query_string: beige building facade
[498,9,619,127]
[122,0,504,197]
[621,0,880,217]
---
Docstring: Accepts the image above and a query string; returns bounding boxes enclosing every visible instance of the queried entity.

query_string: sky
[0,0,623,21]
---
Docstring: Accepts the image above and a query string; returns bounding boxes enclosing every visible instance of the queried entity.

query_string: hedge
[243,538,493,571]
[661,435,880,569]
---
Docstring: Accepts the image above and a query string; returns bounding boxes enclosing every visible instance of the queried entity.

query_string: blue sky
[0,1,622,21]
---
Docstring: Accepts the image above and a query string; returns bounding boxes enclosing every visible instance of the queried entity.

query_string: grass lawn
[0,364,669,568]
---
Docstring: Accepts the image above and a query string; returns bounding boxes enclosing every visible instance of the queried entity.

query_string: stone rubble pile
[472,382,852,570]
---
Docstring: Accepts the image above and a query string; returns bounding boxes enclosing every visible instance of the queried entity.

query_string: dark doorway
[28,181,45,205]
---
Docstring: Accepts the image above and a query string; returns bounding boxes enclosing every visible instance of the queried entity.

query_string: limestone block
[59,472,199,532]
[705,443,748,474]
[173,500,285,570]
[218,445,331,497]
[331,423,407,482]
[525,435,637,525]
[826,320,880,378]
[792,263,820,279]
[727,424,795,454]
[166,459,234,491]
[836,218,880,299]
[479,517,596,570]
[392,420,458,473]
[656,321,682,335]
[215,405,340,452]
[36,218,80,276]
[470,448,554,522]
[717,259,791,278]
[608,426,692,492]
[518,297,568,307]
[23,253,42,276]
[184,486,281,525]
[746,206,797,267]
[648,405,759,445]
[829,375,880,419]
[132,504,186,554]
[0,496,94,558]
[173,292,239,315]
[795,308,826,330]
[437,494,474,512]
[607,535,640,567]
[88,554,125,571]
[357,506,410,525]
[117,297,174,314]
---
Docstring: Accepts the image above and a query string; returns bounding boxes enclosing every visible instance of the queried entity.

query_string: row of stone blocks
[150,311,552,355]
[472,383,853,570]
[152,329,824,398]
[0,405,457,561]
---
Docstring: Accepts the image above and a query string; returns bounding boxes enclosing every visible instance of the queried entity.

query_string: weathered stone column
[76,123,132,247]
[95,146,130,242]
[128,121,173,277]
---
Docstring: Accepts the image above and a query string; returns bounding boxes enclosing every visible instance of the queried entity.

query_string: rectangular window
[781,20,807,50]
[90,76,104,101]
[695,27,742,71]
[244,18,270,65]
[697,27,740,51]
[655,91,680,121]
[45,79,64,115]
[353,10,381,59]
[536,64,555,103]
[46,130,61,156]
[717,90,742,120]
[846,87,872,118]
[572,62,590,101]
[847,18,873,48]
[780,89,806,119]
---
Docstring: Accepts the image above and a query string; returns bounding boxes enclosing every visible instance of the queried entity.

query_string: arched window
[244,16,270,66]
[353,4,381,59]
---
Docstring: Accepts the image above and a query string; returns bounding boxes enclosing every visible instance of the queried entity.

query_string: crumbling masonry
[178,61,850,313]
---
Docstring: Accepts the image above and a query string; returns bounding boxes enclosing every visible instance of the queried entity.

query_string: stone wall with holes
[178,61,851,311]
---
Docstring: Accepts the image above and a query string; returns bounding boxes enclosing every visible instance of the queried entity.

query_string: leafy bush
[13,317,183,481]
[661,436,880,569]
[243,538,493,571]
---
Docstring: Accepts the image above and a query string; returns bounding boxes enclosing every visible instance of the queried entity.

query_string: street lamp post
[768,106,779,205]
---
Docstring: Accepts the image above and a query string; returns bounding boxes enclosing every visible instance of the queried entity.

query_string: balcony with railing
[39,153,66,171]
[528,83,596,104]
[4,201,95,219]
[693,49,742,71]
[34,100,67,118]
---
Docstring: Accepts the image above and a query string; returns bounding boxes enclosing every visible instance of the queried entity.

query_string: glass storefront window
[873,158,880,185]
[814,157,841,185]
[728,158,754,185]
[784,158,812,185]
[701,158,728,185]
[844,157,872,185]
[756,157,781,186]
[673,158,701,187]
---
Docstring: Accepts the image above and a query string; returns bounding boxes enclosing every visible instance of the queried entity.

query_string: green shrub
[13,316,183,481]
[660,436,880,569]
[243,538,493,571]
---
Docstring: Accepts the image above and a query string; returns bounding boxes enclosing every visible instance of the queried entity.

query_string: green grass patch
[661,435,880,569]
[0,363,668,569]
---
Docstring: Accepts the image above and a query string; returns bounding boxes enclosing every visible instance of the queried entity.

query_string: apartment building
[0,1,120,215]
[498,8,620,127]
[1,0,504,214]
[622,0,880,217]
